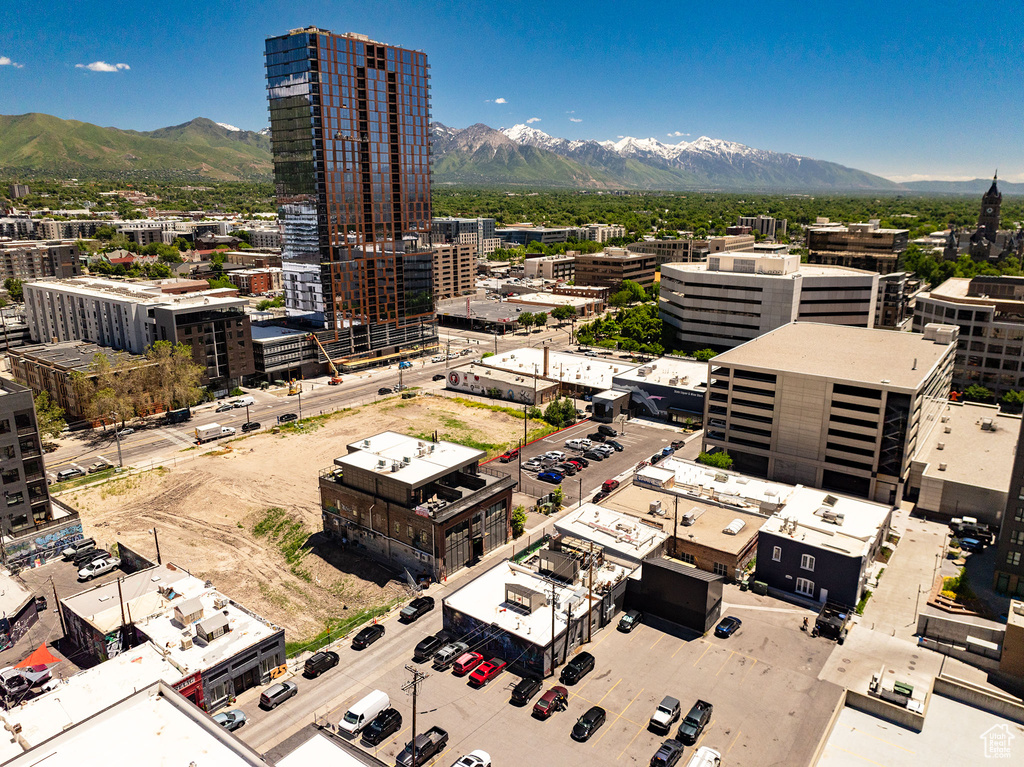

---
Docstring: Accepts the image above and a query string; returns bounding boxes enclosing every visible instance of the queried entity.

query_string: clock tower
[979,172,1001,238]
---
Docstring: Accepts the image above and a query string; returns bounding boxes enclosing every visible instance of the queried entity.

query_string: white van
[338,689,389,735]
[232,396,255,408]
[685,746,722,767]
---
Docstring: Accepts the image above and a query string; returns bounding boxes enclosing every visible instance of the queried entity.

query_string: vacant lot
[59,395,545,644]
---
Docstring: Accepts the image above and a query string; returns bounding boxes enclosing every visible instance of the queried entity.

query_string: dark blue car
[538,471,563,484]
[714,616,742,638]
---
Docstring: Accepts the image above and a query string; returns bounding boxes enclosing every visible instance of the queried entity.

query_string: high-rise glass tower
[265,27,436,365]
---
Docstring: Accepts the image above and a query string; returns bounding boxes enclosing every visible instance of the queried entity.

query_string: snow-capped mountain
[446,123,898,190]
[216,122,242,132]
[258,127,271,137]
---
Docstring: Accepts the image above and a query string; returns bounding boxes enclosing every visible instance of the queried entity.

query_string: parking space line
[669,638,688,658]
[692,642,712,667]
[616,720,646,761]
[571,692,645,730]
[627,625,646,642]
[648,633,665,651]
[377,723,411,750]
[851,726,916,754]
[726,729,742,755]
[694,719,714,751]
[597,678,621,705]
[715,651,736,676]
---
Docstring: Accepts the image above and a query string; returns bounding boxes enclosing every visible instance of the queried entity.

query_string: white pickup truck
[78,556,121,581]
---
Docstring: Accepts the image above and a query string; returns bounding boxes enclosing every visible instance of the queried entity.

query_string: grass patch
[942,567,976,601]
[451,397,529,419]
[856,589,872,615]
[252,507,312,579]
[52,467,118,491]
[273,407,355,436]
[285,598,403,657]
[258,581,289,611]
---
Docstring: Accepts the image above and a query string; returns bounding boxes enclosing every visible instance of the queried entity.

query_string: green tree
[228,230,252,244]
[697,451,733,470]
[963,384,993,403]
[511,504,528,538]
[551,305,576,322]
[620,279,647,305]
[33,391,66,439]
[608,289,631,308]
[542,397,576,428]
[550,487,564,509]
[172,237,192,251]
[3,278,23,301]
[94,225,117,241]
[533,311,549,330]
[518,311,534,330]
[692,348,718,361]
[206,275,235,290]
[145,340,205,411]
[1001,389,1024,414]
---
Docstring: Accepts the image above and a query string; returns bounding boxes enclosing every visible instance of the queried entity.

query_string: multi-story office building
[23,278,254,389]
[806,220,909,274]
[913,276,1024,397]
[875,271,921,330]
[432,217,499,255]
[523,254,575,282]
[703,322,957,504]
[574,248,656,289]
[0,379,52,537]
[708,234,756,253]
[495,226,570,246]
[0,240,81,281]
[570,223,626,243]
[239,227,282,250]
[265,27,436,366]
[320,431,516,579]
[226,268,282,295]
[660,253,878,351]
[431,241,476,300]
[737,215,787,239]
[627,237,708,266]
[995,425,1024,597]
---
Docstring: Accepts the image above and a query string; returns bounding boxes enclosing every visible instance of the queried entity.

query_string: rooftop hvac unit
[669,377,679,385]
[939,463,947,471]
[650,500,662,515]
[723,519,745,535]
[377,459,386,469]
[821,511,844,525]
[981,418,996,431]
[823,494,838,507]
[180,631,193,650]
[937,442,944,450]
[944,426,951,433]
[941,416,949,423]
[213,597,227,610]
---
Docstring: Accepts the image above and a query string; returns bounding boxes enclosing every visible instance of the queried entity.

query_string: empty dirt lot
[57,395,546,645]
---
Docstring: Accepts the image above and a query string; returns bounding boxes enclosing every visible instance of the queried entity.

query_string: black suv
[242,421,261,433]
[559,651,595,685]
[352,623,385,649]
[597,425,618,437]
[400,596,435,623]
[510,676,543,706]
[361,708,402,746]
[677,700,713,745]
[378,387,392,396]
[650,739,686,767]
[303,650,339,678]
[278,413,297,423]
[413,630,452,662]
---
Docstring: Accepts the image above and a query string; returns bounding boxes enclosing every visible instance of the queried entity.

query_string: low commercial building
[806,219,909,274]
[0,379,53,537]
[908,402,1020,526]
[445,362,559,405]
[9,342,155,421]
[574,248,656,289]
[708,234,756,253]
[320,432,516,580]
[481,347,639,399]
[0,240,81,281]
[755,486,892,606]
[914,275,1024,397]
[522,254,575,282]
[505,291,602,317]
[223,250,283,268]
[250,325,322,383]
[431,241,477,300]
[23,278,254,390]
[226,267,282,295]
[660,253,878,352]
[610,356,708,424]
[0,572,37,654]
[554,503,668,568]
[704,322,958,503]
[0,679,267,766]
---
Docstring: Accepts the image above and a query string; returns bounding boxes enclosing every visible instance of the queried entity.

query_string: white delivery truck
[232,395,255,408]
[195,423,237,443]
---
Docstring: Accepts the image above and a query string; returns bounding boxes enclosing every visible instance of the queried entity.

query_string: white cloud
[526,117,541,124]
[494,97,507,104]
[76,61,130,72]
[0,56,24,69]
[569,118,582,123]
[667,131,690,137]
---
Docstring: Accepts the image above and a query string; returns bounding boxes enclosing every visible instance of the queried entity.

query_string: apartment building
[627,237,709,266]
[223,251,282,269]
[995,424,1024,597]
[708,234,756,253]
[34,220,107,240]
[431,241,477,300]
[23,278,254,389]
[703,322,958,504]
[226,268,282,295]
[0,216,35,240]
[737,215,787,239]
[660,253,878,351]
[574,248,657,289]
[432,217,499,255]
[806,220,909,274]
[522,254,575,282]
[0,379,53,537]
[913,276,1024,397]
[320,431,516,579]
[242,227,282,249]
[0,240,81,281]
[571,223,626,243]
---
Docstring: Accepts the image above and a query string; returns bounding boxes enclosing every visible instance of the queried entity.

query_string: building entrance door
[232,666,259,695]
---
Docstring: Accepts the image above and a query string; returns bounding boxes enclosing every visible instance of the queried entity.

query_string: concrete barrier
[934,674,1024,725]
[808,688,850,766]
[917,612,1004,647]
[845,689,926,732]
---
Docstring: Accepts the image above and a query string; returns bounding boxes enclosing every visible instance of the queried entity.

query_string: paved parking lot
[328,596,843,767]
[488,420,687,504]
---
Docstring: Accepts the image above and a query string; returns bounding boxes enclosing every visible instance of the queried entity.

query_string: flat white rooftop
[915,402,1020,488]
[508,292,594,308]
[613,356,708,392]
[339,431,483,487]
[3,682,265,767]
[26,277,246,309]
[482,347,638,391]
[555,504,668,564]
[0,644,184,752]
[761,486,891,558]
[134,585,281,676]
[61,564,197,634]
[0,572,32,617]
[661,457,795,511]
[276,731,369,767]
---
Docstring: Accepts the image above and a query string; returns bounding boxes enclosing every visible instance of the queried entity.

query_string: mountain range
[0,112,1015,193]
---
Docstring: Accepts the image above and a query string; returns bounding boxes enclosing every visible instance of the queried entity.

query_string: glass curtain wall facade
[265,28,435,365]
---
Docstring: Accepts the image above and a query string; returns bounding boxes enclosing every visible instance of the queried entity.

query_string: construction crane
[308,334,343,385]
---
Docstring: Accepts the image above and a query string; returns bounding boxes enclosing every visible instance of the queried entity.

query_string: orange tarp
[15,643,60,668]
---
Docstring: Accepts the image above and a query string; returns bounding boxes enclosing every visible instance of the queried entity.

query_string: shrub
[511,505,528,538]
[697,451,733,470]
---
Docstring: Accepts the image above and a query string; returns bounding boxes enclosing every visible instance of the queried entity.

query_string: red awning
[15,643,60,668]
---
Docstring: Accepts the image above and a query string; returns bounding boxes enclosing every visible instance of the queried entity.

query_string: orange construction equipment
[308,334,343,384]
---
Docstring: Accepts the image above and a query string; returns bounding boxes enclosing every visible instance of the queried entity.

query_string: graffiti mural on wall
[4,521,84,570]
[0,603,39,653]
[443,605,550,679]
[117,542,155,574]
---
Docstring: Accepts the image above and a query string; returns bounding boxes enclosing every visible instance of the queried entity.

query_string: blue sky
[1,1,1021,181]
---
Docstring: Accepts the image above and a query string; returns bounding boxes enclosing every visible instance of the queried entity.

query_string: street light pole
[111,411,123,468]
[297,389,302,422]
[150,527,162,565]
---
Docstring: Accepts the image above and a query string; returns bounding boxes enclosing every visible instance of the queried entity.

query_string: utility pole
[50,577,67,637]
[445,337,451,369]
[151,527,162,565]
[673,494,679,556]
[111,411,123,468]
[403,665,428,767]
[586,542,595,643]
[550,579,558,674]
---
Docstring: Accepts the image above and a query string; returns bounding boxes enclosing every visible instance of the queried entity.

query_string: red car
[452,651,483,676]
[499,448,520,463]
[602,479,620,493]
[533,685,569,719]
[468,658,507,687]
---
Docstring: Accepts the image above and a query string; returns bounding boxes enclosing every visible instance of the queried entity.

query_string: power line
[402,664,429,767]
